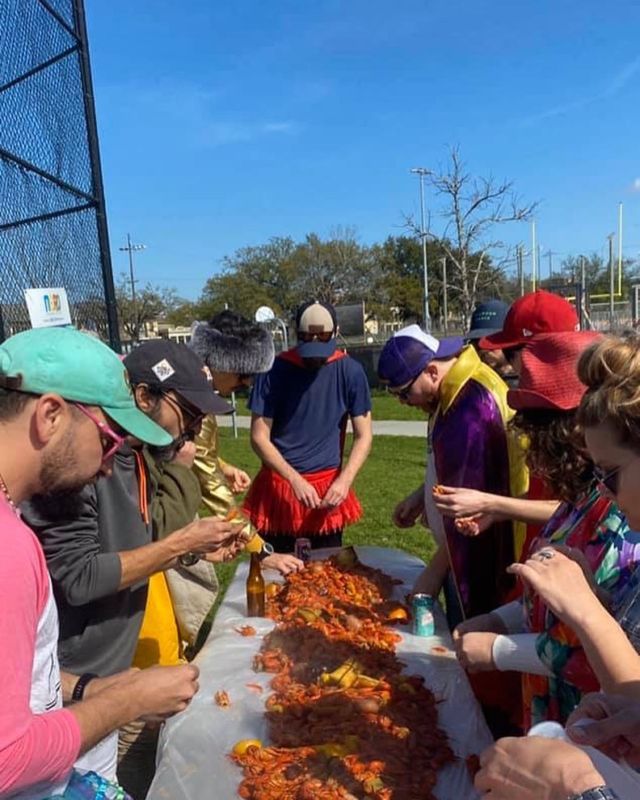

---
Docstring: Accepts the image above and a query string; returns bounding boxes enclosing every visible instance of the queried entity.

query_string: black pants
[263,530,343,554]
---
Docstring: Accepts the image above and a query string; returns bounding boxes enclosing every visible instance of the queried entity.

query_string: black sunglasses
[162,392,204,431]
[388,372,421,401]
[298,330,334,343]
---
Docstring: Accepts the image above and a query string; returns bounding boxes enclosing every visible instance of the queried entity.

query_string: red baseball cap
[478,290,579,351]
[507,331,602,412]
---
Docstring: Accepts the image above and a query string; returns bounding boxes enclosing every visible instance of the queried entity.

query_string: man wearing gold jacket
[190,310,303,576]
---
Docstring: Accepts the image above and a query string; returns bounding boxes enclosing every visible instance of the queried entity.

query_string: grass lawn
[231,391,425,422]
[208,429,435,620]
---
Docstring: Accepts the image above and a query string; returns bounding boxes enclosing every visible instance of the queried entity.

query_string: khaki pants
[117,720,160,800]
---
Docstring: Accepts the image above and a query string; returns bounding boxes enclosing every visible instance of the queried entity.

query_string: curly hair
[577,332,640,452]
[511,409,593,502]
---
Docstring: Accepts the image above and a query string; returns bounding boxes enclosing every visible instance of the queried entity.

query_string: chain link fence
[0,0,119,346]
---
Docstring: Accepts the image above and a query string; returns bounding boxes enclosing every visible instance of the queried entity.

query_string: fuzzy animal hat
[189,310,275,375]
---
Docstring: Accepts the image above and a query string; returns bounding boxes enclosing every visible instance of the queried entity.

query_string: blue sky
[86,0,640,299]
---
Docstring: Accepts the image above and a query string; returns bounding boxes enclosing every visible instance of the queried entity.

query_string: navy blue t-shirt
[248,354,371,473]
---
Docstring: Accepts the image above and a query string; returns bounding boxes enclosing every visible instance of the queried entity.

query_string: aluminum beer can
[295,537,311,563]
[412,593,435,637]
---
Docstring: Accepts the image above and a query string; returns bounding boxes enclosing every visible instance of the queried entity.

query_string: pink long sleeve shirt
[0,496,81,798]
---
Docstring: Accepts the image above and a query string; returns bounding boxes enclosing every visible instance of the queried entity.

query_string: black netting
[0,0,118,345]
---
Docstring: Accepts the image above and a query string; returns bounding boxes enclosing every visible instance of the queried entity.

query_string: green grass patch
[231,391,425,422]
[203,430,435,629]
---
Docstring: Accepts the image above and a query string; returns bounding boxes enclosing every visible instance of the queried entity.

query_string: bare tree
[406,147,537,327]
[115,274,181,342]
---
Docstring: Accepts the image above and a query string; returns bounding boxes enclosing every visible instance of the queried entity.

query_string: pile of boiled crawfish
[231,550,454,799]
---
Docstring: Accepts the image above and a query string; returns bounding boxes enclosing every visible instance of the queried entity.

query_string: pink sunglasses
[74,403,126,463]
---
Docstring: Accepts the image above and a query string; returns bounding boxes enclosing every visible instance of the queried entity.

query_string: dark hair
[511,409,593,502]
[208,309,252,333]
[0,387,34,421]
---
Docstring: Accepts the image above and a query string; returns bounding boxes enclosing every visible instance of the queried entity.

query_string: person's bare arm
[510,552,640,695]
[434,487,558,525]
[412,543,450,597]
[68,664,199,754]
[117,518,239,590]
[250,414,321,508]
[322,413,372,507]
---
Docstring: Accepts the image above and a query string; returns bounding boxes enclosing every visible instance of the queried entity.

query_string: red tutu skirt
[243,466,362,536]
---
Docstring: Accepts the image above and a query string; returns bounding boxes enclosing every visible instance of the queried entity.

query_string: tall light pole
[410,168,431,332]
[607,233,615,329]
[441,256,448,334]
[119,233,146,306]
[531,221,537,290]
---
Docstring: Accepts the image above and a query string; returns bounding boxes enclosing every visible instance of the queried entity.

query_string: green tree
[195,231,375,324]
[558,252,639,297]
[196,237,297,321]
[291,228,375,307]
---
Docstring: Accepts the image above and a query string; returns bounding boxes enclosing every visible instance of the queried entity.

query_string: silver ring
[536,549,555,561]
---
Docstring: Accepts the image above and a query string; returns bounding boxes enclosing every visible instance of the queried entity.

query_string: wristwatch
[567,788,617,800]
[179,552,201,567]
[257,542,275,562]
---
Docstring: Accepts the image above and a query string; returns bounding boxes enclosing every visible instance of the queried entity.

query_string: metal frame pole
[72,0,121,351]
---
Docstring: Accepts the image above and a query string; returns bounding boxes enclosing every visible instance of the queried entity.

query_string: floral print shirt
[523,486,640,726]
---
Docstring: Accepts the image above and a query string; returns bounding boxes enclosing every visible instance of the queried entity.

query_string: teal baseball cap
[0,327,172,446]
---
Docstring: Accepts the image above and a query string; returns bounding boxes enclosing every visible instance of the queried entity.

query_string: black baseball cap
[124,340,233,415]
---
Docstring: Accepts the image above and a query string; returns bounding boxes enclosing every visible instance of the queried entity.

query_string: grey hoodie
[21,444,201,676]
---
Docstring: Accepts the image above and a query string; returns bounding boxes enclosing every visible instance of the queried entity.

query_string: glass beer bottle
[246,552,265,617]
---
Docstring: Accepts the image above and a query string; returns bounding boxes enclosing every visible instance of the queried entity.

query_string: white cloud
[98,79,300,148]
[632,178,640,192]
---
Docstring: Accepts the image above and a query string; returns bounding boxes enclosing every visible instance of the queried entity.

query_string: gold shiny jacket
[193,414,263,553]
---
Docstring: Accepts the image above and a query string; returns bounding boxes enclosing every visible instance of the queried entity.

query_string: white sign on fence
[24,287,72,329]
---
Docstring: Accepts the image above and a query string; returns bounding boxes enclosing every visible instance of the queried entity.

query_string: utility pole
[531,221,537,290]
[441,256,448,334]
[543,249,554,281]
[608,233,615,330]
[517,245,525,296]
[410,168,431,332]
[579,255,587,329]
[119,233,147,340]
[618,202,624,297]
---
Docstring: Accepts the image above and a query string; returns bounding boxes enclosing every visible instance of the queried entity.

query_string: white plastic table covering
[148,546,493,800]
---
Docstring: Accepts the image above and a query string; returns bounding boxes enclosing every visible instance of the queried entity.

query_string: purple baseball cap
[378,325,464,388]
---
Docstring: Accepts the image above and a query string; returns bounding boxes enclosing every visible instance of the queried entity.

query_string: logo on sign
[43,293,61,313]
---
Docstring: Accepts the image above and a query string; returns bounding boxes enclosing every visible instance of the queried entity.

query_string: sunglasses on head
[593,464,621,496]
[298,330,334,343]
[74,403,126,463]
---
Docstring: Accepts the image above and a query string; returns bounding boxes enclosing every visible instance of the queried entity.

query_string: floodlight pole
[410,168,431,333]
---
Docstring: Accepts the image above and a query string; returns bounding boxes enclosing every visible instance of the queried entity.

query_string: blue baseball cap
[467,300,509,341]
[378,325,464,388]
